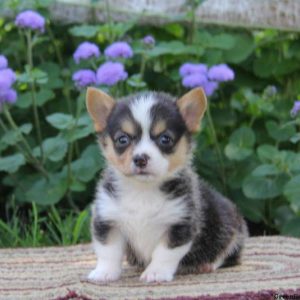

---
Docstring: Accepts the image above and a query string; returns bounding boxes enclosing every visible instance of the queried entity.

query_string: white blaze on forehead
[130,94,156,133]
[129,94,170,178]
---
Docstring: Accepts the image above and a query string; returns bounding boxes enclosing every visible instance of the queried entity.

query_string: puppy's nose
[133,154,149,168]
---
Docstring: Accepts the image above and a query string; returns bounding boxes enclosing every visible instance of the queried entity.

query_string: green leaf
[26,173,68,205]
[198,32,236,50]
[15,92,32,108]
[1,123,32,147]
[36,89,55,106]
[18,67,48,85]
[252,164,280,176]
[225,127,255,161]
[163,23,184,38]
[224,144,252,161]
[127,74,147,88]
[70,180,86,192]
[43,136,68,162]
[69,25,100,38]
[242,175,285,199]
[266,121,296,142]
[284,175,300,209]
[234,192,265,222]
[62,125,94,143]
[70,144,104,183]
[281,217,300,237]
[290,133,300,144]
[39,62,63,89]
[253,53,276,78]
[223,33,255,63]
[147,41,203,57]
[0,153,26,173]
[15,89,55,108]
[71,156,99,183]
[257,144,278,163]
[46,113,75,130]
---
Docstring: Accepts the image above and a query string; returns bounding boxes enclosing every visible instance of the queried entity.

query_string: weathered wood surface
[2,0,300,31]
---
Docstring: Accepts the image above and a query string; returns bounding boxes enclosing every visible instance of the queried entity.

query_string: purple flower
[15,10,45,33]
[72,69,96,88]
[0,69,16,90]
[96,62,128,86]
[208,64,234,82]
[182,73,207,89]
[143,35,155,46]
[179,63,208,77]
[202,81,219,97]
[291,101,300,117]
[104,42,133,59]
[73,42,100,64]
[0,55,8,70]
[0,89,17,104]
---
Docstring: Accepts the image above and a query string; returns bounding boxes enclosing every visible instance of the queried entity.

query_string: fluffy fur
[86,87,248,283]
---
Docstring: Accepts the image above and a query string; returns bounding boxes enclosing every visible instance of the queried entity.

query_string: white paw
[87,266,121,282]
[140,266,174,283]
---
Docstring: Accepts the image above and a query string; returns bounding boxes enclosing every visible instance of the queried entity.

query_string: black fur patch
[179,180,241,270]
[160,177,189,198]
[93,216,112,243]
[103,181,115,196]
[150,95,188,154]
[221,245,242,268]
[168,223,193,248]
[105,101,142,155]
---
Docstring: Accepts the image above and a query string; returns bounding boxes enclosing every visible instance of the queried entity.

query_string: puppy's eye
[116,134,130,147]
[159,134,173,146]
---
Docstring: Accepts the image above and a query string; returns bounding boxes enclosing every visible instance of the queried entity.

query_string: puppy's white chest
[119,187,168,262]
[100,182,185,263]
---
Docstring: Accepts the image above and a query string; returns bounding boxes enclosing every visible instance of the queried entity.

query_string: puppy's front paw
[140,265,174,283]
[88,265,121,282]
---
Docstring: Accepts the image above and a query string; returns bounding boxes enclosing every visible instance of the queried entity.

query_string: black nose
[133,154,149,168]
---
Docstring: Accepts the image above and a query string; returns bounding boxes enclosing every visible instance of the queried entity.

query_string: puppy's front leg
[88,220,125,282]
[140,224,192,283]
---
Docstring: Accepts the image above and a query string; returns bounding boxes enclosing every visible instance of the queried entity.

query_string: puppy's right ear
[86,87,116,132]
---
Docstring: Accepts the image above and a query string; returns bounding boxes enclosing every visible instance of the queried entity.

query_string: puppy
[86,87,248,283]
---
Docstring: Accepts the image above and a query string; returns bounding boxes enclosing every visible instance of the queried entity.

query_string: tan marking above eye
[152,120,167,136]
[121,119,136,136]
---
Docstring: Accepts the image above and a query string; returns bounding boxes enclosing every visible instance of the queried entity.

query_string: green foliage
[0,203,90,247]
[1,4,300,248]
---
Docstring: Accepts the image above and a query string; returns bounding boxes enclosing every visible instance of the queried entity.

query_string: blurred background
[0,0,299,247]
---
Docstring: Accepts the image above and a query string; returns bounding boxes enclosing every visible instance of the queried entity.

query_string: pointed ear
[176,88,207,133]
[86,87,116,132]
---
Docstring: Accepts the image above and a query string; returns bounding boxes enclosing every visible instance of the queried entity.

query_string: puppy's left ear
[177,88,207,133]
[86,87,116,132]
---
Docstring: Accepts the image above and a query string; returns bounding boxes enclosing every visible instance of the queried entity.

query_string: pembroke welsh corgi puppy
[86,87,248,283]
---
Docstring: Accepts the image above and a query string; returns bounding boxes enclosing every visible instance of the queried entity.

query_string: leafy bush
[0,1,300,246]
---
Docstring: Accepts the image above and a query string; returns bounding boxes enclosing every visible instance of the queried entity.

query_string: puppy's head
[86,88,207,180]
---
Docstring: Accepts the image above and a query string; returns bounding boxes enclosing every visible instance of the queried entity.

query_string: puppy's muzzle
[133,154,149,169]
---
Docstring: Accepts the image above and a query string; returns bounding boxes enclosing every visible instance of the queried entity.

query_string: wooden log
[196,0,300,32]
[2,0,300,31]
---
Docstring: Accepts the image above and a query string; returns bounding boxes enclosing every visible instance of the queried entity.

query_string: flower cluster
[15,10,45,33]
[104,41,133,59]
[97,62,128,86]
[72,69,96,88]
[73,42,100,64]
[179,62,234,96]
[72,40,133,88]
[143,35,155,47]
[291,101,300,118]
[0,55,17,109]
